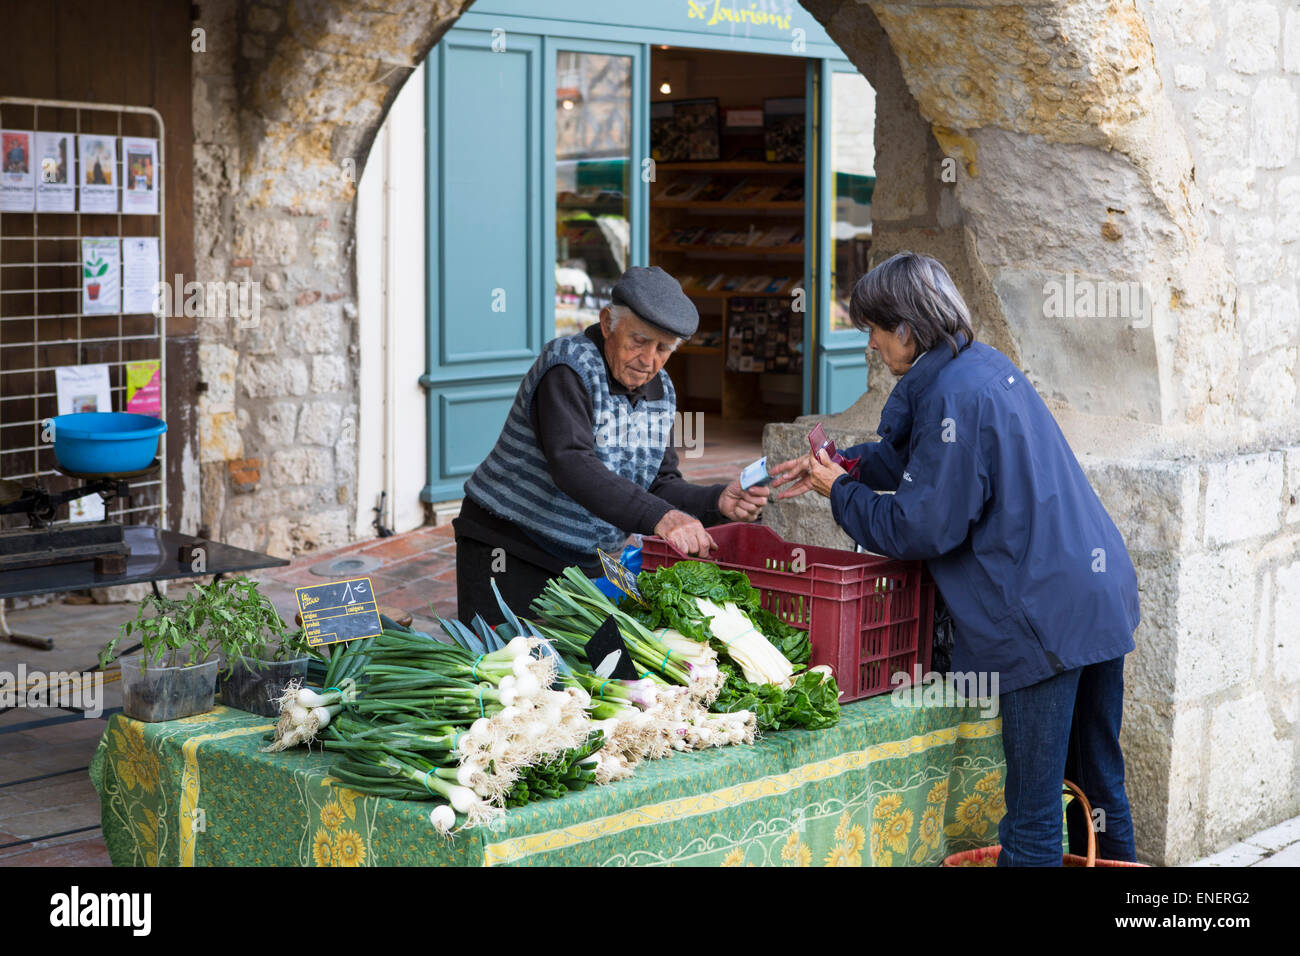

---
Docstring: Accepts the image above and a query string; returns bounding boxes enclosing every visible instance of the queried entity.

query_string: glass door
[546,38,647,337]
[812,60,875,414]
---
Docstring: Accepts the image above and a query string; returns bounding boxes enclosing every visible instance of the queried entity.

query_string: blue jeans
[996,655,1137,866]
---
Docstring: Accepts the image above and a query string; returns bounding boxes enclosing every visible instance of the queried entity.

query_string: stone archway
[191,1,1300,865]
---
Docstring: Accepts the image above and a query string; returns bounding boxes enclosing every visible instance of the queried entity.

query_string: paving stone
[1187,841,1268,866]
[1243,815,1300,852]
[1252,842,1300,866]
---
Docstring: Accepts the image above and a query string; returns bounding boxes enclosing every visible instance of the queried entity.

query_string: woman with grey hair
[772,251,1142,866]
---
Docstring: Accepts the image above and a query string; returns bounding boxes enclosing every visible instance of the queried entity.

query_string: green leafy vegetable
[628,561,839,731]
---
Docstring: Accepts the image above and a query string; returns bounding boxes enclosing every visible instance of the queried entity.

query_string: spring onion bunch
[530,567,725,704]
[263,637,373,752]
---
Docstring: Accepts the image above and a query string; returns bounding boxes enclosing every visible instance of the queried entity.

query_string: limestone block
[311,230,342,275]
[1206,166,1260,211]
[1207,691,1294,846]
[248,218,301,266]
[1159,0,1217,53]
[1082,458,1198,553]
[1243,284,1300,355]
[197,342,237,409]
[1243,348,1299,420]
[199,410,243,465]
[257,401,298,448]
[1164,706,1207,864]
[298,401,341,445]
[1286,7,1300,73]
[287,301,345,354]
[1226,2,1280,74]
[1193,95,1251,166]
[1173,63,1206,90]
[226,523,255,552]
[311,354,350,393]
[1278,178,1300,241]
[1203,451,1285,544]
[241,357,310,398]
[1275,559,1300,683]
[1251,77,1299,168]
[1173,549,1256,700]
[268,447,333,487]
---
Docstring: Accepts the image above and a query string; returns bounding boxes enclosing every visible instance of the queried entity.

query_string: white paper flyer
[1,129,36,212]
[35,131,75,212]
[55,363,112,415]
[121,137,158,215]
[122,236,160,314]
[78,134,117,212]
[82,237,121,314]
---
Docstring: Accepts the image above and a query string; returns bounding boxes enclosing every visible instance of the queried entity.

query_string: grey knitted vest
[464,333,676,556]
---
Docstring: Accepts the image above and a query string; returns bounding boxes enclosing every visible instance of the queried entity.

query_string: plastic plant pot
[119,654,219,723]
[218,655,309,716]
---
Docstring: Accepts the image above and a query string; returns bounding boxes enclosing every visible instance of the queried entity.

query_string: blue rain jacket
[829,337,1138,693]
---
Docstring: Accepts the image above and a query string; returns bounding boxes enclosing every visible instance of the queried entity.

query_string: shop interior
[555,45,853,442]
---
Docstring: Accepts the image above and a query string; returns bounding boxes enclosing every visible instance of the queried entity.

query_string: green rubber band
[421,769,438,797]
[597,679,611,699]
[471,654,484,681]
[660,650,671,673]
[451,732,464,751]
[478,687,485,719]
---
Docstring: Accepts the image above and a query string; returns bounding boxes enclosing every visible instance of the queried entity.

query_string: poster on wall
[78,134,117,212]
[1,129,36,211]
[55,363,112,415]
[650,98,720,162]
[122,236,160,314]
[763,98,805,163]
[35,131,76,212]
[121,137,158,215]
[125,360,162,418]
[81,237,121,314]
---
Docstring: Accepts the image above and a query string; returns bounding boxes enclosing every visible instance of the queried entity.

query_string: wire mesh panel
[0,97,166,529]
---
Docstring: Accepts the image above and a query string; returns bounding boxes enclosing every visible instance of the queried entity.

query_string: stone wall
[191,0,469,557]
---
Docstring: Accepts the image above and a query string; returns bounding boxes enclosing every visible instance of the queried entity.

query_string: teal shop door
[420,30,546,505]
[810,60,876,414]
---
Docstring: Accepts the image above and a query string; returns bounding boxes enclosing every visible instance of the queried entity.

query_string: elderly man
[454,265,771,624]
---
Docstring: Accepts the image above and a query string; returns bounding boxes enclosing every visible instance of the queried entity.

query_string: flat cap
[611,266,699,338]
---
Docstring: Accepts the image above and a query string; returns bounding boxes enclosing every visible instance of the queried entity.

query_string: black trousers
[455,535,599,627]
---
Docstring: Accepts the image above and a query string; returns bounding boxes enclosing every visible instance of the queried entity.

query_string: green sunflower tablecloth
[90,696,1006,867]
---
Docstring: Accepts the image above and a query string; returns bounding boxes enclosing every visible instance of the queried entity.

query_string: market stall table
[91,694,1005,867]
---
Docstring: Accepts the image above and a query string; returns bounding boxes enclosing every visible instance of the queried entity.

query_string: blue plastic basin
[50,412,167,475]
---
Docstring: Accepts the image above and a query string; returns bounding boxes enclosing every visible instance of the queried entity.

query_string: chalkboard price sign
[597,549,646,606]
[295,577,384,648]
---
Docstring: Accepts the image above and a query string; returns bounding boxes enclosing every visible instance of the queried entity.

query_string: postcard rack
[0,96,167,528]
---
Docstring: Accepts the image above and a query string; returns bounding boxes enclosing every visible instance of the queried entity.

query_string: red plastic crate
[641,523,933,702]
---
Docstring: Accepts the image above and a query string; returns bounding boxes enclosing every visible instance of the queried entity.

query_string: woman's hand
[718,479,770,522]
[769,455,815,499]
[807,448,847,497]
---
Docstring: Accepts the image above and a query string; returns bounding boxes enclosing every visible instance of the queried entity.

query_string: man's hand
[807,448,847,497]
[653,509,717,556]
[718,478,770,522]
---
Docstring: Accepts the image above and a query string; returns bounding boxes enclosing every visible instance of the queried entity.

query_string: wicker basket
[942,780,1148,867]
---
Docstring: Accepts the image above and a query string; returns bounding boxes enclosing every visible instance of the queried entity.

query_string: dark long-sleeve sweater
[455,324,725,574]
